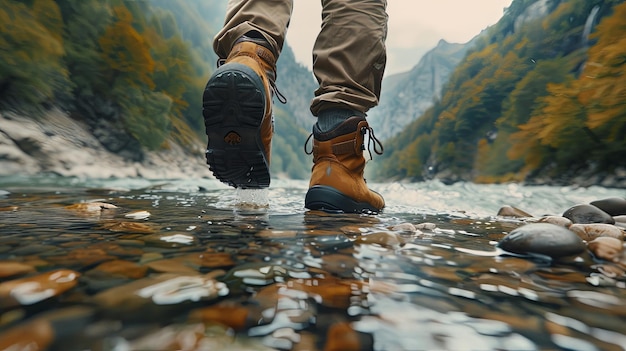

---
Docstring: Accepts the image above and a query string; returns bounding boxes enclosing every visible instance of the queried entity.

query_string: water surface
[1,176,625,350]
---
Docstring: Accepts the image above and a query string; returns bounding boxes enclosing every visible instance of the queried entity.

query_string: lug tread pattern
[203,65,270,189]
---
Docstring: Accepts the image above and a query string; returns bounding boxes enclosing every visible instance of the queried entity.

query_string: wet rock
[0,261,35,278]
[236,283,316,340]
[124,210,151,220]
[587,237,623,262]
[567,290,626,315]
[533,268,590,284]
[390,222,421,234]
[340,225,366,235]
[140,252,164,264]
[593,264,625,278]
[284,277,364,309]
[319,253,359,278]
[420,266,465,283]
[562,204,614,224]
[355,232,404,249]
[497,205,533,218]
[497,223,585,258]
[123,323,272,351]
[590,197,626,216]
[87,242,144,257]
[222,263,289,288]
[65,201,118,213]
[256,229,298,239]
[37,307,99,350]
[324,322,372,351]
[537,216,572,228]
[142,233,197,248]
[147,256,200,274]
[415,222,437,230]
[306,234,353,252]
[47,248,116,267]
[0,269,81,309]
[197,252,235,268]
[87,260,148,279]
[12,244,61,256]
[569,223,624,241]
[188,304,255,331]
[0,317,54,351]
[489,257,538,274]
[614,215,626,230]
[100,221,156,234]
[92,273,228,318]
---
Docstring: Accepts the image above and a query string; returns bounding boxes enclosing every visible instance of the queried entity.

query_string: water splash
[235,188,269,208]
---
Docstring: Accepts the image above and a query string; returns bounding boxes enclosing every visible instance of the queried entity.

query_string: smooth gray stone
[590,197,626,216]
[562,204,615,224]
[497,223,586,258]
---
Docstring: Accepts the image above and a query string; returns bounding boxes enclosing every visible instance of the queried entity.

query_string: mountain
[276,44,319,131]
[369,39,474,140]
[371,0,626,188]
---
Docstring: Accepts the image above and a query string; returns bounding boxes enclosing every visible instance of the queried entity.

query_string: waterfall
[582,5,601,48]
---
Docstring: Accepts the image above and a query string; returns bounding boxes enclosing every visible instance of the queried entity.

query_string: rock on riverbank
[0,110,213,179]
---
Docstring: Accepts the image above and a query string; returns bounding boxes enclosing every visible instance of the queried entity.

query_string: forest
[371,0,626,185]
[0,0,312,178]
[2,0,624,184]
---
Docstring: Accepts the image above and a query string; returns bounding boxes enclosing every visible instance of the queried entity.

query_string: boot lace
[303,126,384,159]
[361,125,384,160]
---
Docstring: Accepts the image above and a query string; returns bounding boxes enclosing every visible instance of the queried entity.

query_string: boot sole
[202,63,270,189]
[305,185,382,214]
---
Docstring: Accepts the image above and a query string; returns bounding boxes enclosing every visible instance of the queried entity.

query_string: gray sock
[317,108,365,132]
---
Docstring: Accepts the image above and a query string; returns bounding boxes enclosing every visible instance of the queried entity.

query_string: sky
[286,0,513,76]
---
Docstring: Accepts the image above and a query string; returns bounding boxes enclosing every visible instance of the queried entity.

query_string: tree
[0,1,69,111]
[99,5,155,90]
[580,1,626,141]
[57,0,111,99]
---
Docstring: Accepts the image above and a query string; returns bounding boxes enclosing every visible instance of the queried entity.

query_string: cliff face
[369,39,473,140]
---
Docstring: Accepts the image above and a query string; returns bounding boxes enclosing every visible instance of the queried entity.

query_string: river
[1,175,625,350]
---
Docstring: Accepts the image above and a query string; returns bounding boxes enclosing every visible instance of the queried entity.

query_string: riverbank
[0,110,213,180]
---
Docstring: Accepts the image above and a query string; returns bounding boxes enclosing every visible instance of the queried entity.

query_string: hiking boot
[304,116,385,213]
[202,37,280,188]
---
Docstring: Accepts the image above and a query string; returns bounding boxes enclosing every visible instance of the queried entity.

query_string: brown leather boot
[305,116,384,213]
[203,37,281,188]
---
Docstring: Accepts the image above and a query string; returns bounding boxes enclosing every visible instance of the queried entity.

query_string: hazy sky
[286,0,513,75]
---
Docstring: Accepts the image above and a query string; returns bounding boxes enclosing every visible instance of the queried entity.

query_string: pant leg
[213,0,293,59]
[310,0,388,116]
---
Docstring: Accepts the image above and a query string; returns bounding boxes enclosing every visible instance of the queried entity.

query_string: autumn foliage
[373,0,626,184]
[0,0,211,151]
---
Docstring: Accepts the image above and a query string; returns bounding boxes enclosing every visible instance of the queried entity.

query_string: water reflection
[0,179,625,350]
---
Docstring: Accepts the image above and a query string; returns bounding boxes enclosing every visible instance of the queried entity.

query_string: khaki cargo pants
[213,0,388,115]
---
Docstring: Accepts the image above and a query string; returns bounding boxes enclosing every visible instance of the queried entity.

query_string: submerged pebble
[497,223,585,258]
[65,202,118,213]
[0,261,35,279]
[124,210,151,220]
[2,183,626,350]
[0,269,81,308]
